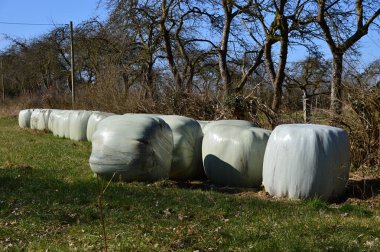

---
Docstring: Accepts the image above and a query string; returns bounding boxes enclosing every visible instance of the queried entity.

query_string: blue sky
[0,0,107,49]
[0,1,379,67]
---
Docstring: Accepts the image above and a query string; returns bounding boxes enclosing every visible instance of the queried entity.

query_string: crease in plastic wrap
[30,109,51,130]
[49,110,71,138]
[69,110,93,141]
[202,119,256,135]
[89,114,173,181]
[158,115,205,180]
[86,112,115,142]
[202,124,271,187]
[18,109,34,128]
[262,124,350,200]
[48,109,60,134]
[197,120,210,133]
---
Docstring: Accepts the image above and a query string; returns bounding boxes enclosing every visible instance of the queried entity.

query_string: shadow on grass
[0,165,283,236]
[161,180,260,195]
[346,178,380,200]
[2,164,378,217]
[154,176,380,202]
[168,178,380,204]
[0,166,101,224]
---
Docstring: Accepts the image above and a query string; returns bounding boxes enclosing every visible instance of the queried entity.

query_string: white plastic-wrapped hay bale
[47,109,59,132]
[69,110,93,141]
[42,109,52,130]
[262,124,350,200]
[89,114,173,181]
[51,110,71,138]
[158,115,205,180]
[29,109,40,130]
[18,109,33,128]
[48,109,62,134]
[48,110,56,133]
[86,112,115,142]
[197,120,210,129]
[202,125,271,187]
[197,120,210,135]
[202,119,256,134]
[30,109,51,131]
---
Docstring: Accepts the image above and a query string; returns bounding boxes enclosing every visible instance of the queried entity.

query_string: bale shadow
[0,166,104,224]
[157,180,260,195]
[166,177,380,203]
[345,177,380,200]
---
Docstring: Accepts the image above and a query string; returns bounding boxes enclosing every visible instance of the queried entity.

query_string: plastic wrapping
[197,120,210,135]
[49,110,71,138]
[89,114,173,181]
[29,109,40,130]
[202,125,271,187]
[18,109,33,128]
[262,124,350,200]
[68,110,93,141]
[48,110,61,134]
[48,109,61,132]
[30,109,51,131]
[202,119,256,134]
[58,111,71,138]
[158,115,205,180]
[87,112,115,142]
[197,120,210,129]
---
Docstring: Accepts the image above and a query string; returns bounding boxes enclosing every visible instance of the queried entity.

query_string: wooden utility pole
[1,57,4,104]
[70,21,75,109]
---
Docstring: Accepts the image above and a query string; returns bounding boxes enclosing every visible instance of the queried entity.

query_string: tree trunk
[331,52,344,117]
[303,90,312,123]
[1,57,4,104]
[219,13,232,95]
[1,71,4,104]
[161,23,183,90]
[265,36,288,113]
[271,78,283,112]
[160,1,183,91]
[264,39,276,103]
[143,61,155,99]
[185,66,194,94]
[121,73,130,95]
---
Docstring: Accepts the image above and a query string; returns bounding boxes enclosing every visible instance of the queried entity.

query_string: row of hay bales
[19,109,114,141]
[18,109,350,200]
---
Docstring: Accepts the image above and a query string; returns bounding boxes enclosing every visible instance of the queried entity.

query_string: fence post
[1,57,4,104]
[70,21,75,109]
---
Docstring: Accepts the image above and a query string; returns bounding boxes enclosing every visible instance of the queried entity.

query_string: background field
[0,116,379,251]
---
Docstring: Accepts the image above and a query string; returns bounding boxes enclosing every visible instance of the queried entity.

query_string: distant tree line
[1,0,379,121]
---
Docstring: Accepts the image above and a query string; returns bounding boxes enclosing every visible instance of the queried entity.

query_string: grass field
[0,116,379,251]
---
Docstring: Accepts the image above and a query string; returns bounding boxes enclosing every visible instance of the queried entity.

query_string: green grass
[1,117,379,251]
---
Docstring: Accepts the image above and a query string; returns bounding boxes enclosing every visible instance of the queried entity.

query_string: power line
[367,34,380,49]
[0,21,67,26]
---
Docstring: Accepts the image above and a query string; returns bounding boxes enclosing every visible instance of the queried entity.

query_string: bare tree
[159,0,211,93]
[105,0,163,97]
[315,0,380,118]
[213,0,265,96]
[344,59,380,166]
[254,0,314,112]
[287,56,330,122]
